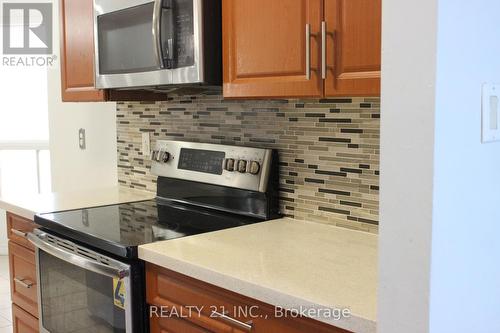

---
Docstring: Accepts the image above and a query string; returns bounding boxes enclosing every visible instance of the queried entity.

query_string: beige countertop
[139,218,377,333]
[0,186,155,220]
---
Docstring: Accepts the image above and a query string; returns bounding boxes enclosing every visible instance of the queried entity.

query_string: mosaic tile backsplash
[116,94,380,233]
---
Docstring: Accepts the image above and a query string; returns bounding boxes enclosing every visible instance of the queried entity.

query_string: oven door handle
[27,231,130,279]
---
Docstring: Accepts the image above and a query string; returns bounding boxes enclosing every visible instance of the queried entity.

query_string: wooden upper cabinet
[324,0,381,96]
[223,0,381,98]
[60,0,107,102]
[223,0,323,98]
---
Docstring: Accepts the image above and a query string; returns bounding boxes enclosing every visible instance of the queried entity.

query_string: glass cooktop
[34,199,263,259]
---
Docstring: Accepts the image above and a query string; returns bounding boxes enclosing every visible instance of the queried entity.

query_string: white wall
[378,0,437,331]
[48,0,117,192]
[429,0,500,332]
[379,0,500,332]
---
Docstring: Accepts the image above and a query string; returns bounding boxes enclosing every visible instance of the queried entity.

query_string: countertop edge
[0,186,156,221]
[0,201,35,220]
[138,246,376,333]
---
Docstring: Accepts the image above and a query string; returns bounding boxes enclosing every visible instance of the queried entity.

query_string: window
[0,66,51,197]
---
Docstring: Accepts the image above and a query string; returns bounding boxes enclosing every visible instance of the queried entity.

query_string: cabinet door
[60,0,107,102]
[324,0,381,96]
[12,304,39,333]
[223,0,323,98]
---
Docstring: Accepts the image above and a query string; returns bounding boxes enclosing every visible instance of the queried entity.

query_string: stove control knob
[249,161,261,175]
[161,151,171,163]
[152,150,160,162]
[237,160,247,173]
[224,158,235,171]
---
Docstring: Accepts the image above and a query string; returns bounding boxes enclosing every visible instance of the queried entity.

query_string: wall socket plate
[482,83,500,143]
[142,132,151,156]
[78,128,86,150]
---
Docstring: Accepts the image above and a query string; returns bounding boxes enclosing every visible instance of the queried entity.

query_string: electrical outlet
[79,128,86,150]
[482,84,500,143]
[142,132,151,156]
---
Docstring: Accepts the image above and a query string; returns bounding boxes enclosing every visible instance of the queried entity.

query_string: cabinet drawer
[146,264,348,333]
[7,213,36,250]
[9,241,38,318]
[151,315,213,333]
[12,303,39,333]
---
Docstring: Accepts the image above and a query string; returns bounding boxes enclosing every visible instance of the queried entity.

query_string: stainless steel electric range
[29,141,280,333]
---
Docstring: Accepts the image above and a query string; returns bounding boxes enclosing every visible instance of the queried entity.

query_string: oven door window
[38,250,127,333]
[97,3,159,74]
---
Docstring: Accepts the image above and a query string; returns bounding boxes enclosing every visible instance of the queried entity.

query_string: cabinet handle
[305,23,311,80]
[321,21,327,79]
[14,277,34,289]
[11,228,27,238]
[321,23,335,77]
[331,29,335,74]
[211,310,253,332]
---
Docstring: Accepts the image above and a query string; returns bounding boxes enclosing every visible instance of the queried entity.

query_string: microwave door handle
[152,0,165,68]
[27,231,130,279]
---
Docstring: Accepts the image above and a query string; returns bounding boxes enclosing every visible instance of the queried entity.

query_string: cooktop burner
[35,199,263,259]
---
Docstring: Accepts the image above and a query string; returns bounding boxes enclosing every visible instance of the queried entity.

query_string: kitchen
[0,1,499,333]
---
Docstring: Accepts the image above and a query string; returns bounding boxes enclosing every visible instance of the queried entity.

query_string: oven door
[93,0,203,89]
[28,230,132,333]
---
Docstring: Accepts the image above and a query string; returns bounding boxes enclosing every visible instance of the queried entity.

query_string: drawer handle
[14,277,35,289]
[11,228,28,238]
[211,310,253,332]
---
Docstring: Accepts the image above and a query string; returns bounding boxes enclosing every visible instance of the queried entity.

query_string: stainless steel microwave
[93,0,221,89]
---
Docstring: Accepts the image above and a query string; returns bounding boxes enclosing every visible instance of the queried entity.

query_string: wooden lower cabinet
[7,213,36,251]
[146,264,349,333]
[6,213,39,332]
[8,241,38,317]
[12,303,39,333]
[151,316,213,333]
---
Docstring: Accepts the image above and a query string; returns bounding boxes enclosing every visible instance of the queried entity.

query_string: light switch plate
[482,83,500,143]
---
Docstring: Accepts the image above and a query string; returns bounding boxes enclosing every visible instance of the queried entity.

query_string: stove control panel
[151,141,274,193]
